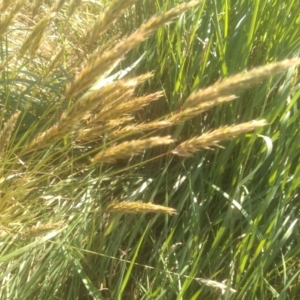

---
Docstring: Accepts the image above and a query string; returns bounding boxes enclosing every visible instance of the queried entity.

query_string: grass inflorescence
[1,0,300,298]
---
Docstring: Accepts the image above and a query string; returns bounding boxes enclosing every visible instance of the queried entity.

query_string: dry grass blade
[65,0,202,99]
[107,201,177,215]
[172,120,267,157]
[92,136,175,163]
[183,58,300,109]
[0,111,20,154]
[196,278,237,293]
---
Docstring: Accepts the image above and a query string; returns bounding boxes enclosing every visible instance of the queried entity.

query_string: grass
[0,0,300,299]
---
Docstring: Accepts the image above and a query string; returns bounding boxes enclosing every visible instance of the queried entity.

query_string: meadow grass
[0,0,300,299]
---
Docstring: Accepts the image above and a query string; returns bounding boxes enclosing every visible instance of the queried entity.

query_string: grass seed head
[107,201,177,215]
[183,58,300,109]
[92,136,175,163]
[172,120,268,157]
[24,76,148,152]
[1,0,13,12]
[0,0,25,36]
[0,111,20,155]
[68,0,82,17]
[83,0,138,46]
[18,12,56,59]
[66,0,202,99]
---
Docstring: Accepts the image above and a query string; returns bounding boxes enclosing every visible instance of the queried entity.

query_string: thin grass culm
[1,0,300,299]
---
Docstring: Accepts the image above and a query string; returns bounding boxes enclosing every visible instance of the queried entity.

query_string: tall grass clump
[0,0,300,299]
